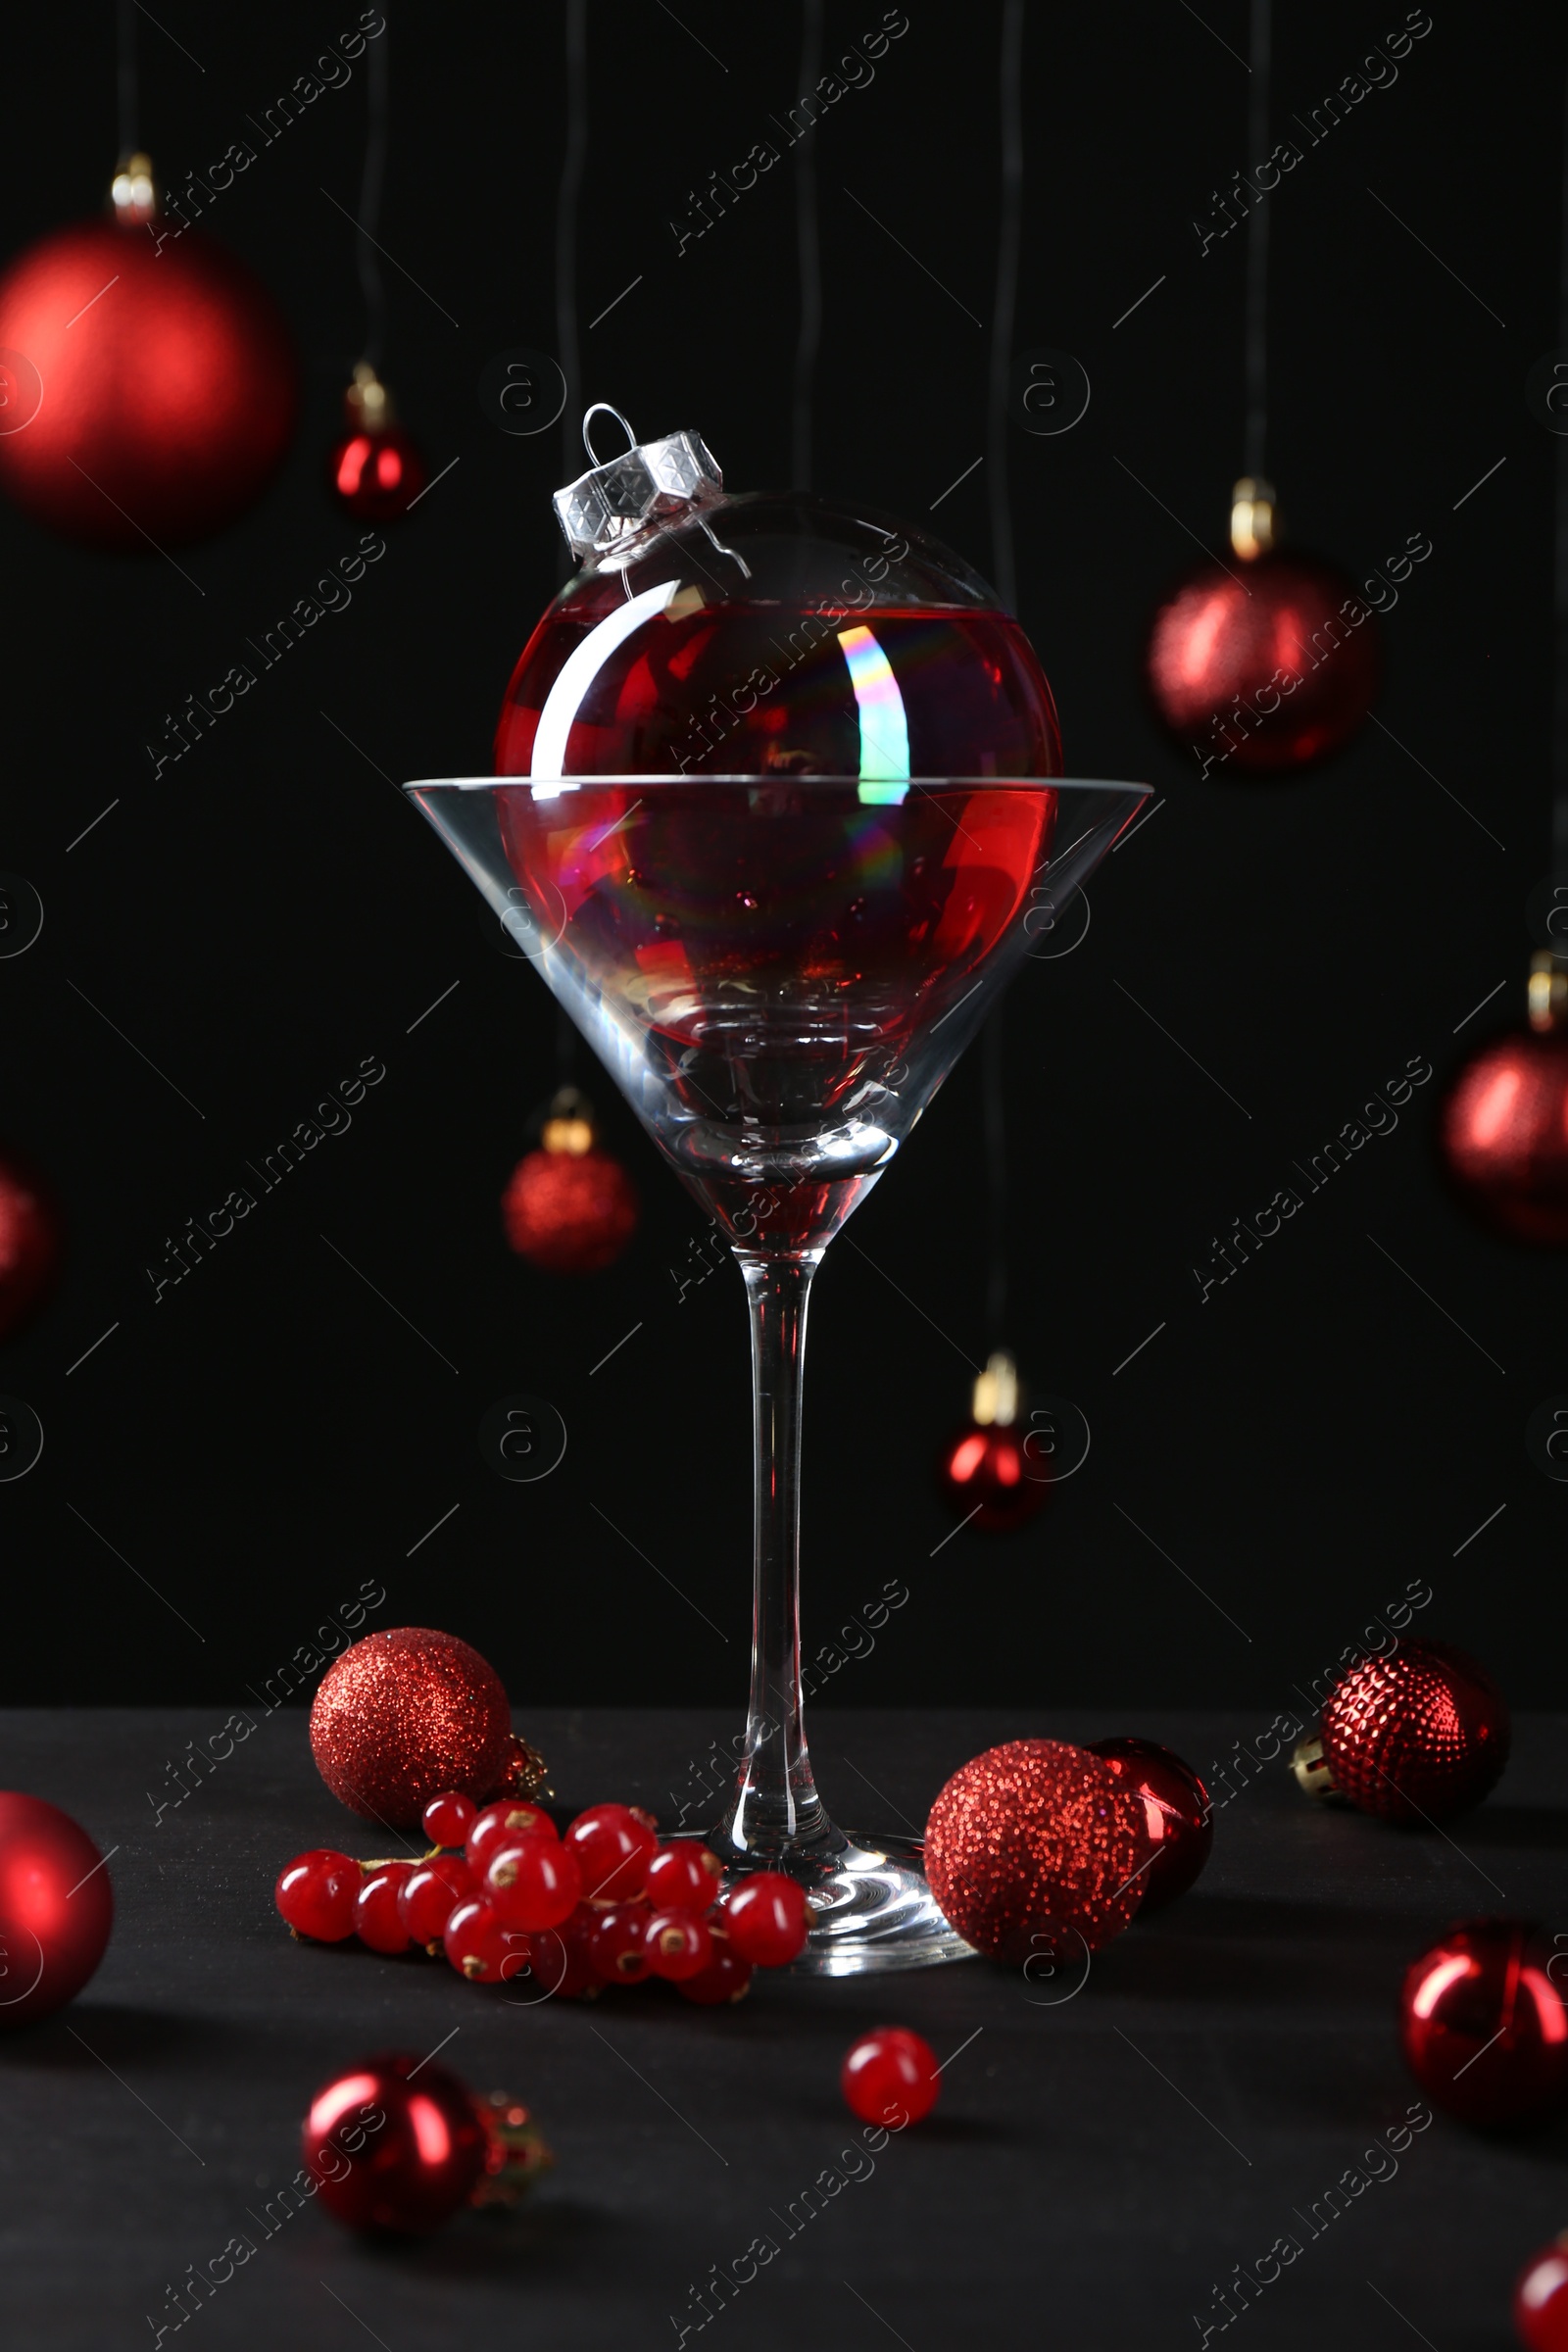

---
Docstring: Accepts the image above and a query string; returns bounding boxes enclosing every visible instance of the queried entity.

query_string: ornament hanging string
[1243,0,1272,482]
[982,1003,1008,1349]
[1554,39,1568,879]
[791,0,823,489]
[986,0,1025,616]
[556,0,588,557]
[116,0,139,165]
[355,16,389,371]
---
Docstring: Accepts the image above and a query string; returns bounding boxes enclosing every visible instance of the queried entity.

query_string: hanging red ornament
[1399,1919,1568,2130]
[1144,481,1380,777]
[309,1628,517,1828]
[502,1088,639,1275]
[936,1350,1049,1533]
[1086,1737,1212,1912]
[1440,959,1568,1245]
[1516,2236,1568,2350]
[0,1146,62,1343]
[303,2050,552,2233]
[924,1739,1148,1965]
[327,364,428,522]
[1297,1638,1509,1826]
[0,159,295,550]
[0,1792,114,2027]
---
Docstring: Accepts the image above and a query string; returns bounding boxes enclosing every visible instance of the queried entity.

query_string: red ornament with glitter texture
[309,1628,513,1828]
[923,1739,1148,1964]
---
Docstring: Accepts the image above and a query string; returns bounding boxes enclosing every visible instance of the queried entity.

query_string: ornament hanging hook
[582,403,637,466]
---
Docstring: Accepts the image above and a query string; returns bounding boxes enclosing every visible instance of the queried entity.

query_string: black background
[0,0,1560,1717]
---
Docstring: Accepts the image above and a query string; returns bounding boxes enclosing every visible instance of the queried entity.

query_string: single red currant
[399,1854,473,1947]
[527,1902,601,1999]
[588,1903,654,1984]
[465,1800,557,1877]
[841,2028,941,2127]
[274,1849,361,1942]
[722,1872,809,1967]
[564,1803,658,1901]
[1517,2235,1568,2352]
[645,1908,713,1982]
[443,1895,528,1984]
[355,1862,416,1954]
[677,1923,754,2006]
[645,1842,724,1913]
[421,1790,477,1849]
[486,1837,582,1932]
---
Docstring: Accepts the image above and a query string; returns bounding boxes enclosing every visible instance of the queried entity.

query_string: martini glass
[405,769,1149,1973]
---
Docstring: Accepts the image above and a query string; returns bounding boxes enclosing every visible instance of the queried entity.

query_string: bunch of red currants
[274,1792,810,2003]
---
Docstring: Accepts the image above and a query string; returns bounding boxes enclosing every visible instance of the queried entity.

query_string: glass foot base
[702,1827,977,1976]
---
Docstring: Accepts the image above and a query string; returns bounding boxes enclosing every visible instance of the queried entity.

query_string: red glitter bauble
[1399,1919,1568,2130]
[0,1147,62,1342]
[1145,549,1380,777]
[309,1628,513,1828]
[1440,1030,1568,1246]
[0,1792,114,2028]
[303,2051,551,2233]
[328,422,428,522]
[0,217,295,548]
[936,1420,1047,1533]
[1320,1639,1509,1825]
[1516,2235,1568,2350]
[924,1739,1147,1965]
[503,1145,638,1275]
[1087,1738,1212,1912]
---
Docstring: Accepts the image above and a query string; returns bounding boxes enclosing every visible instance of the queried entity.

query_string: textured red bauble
[1145,549,1380,777]
[503,1143,639,1274]
[1319,1639,1509,1824]
[924,1739,1147,1965]
[841,2028,941,2127]
[0,1793,113,2027]
[1399,1919,1568,2129]
[1087,1738,1213,1912]
[0,1147,62,1342]
[0,218,295,548]
[328,422,428,521]
[309,1627,513,1828]
[1440,1030,1568,1245]
[1516,2235,1568,2351]
[303,2053,486,2232]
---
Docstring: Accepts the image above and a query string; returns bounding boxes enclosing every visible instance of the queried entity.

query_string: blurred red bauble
[327,364,427,522]
[1318,1639,1509,1825]
[1440,1016,1568,1247]
[303,2051,551,2234]
[1399,1919,1568,2130]
[309,1628,513,1828]
[924,1738,1147,1966]
[0,1147,62,1342]
[503,1089,638,1275]
[0,1792,113,2028]
[936,1351,1048,1533]
[1516,2235,1568,2350]
[1087,1737,1212,1912]
[0,174,295,549]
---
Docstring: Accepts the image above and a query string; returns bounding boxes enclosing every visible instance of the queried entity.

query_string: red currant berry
[465,1800,557,1877]
[677,1923,755,2006]
[588,1903,654,1984]
[443,1895,529,1984]
[722,1872,809,1967]
[527,1902,601,1999]
[421,1790,476,1849]
[485,1837,582,1932]
[1517,2238,1568,2352]
[564,1803,658,1901]
[399,1854,473,1947]
[841,2027,940,2127]
[645,1842,724,1913]
[355,1862,416,1954]
[645,1908,713,1982]
[274,1849,361,1942]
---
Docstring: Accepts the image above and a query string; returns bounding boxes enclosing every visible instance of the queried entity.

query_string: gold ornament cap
[1529,952,1568,1034]
[541,1085,595,1157]
[345,363,396,433]
[111,152,156,226]
[1290,1733,1348,1803]
[1230,476,1278,562]
[971,1350,1020,1428]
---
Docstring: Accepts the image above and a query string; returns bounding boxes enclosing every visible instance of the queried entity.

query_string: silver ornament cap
[554,403,725,567]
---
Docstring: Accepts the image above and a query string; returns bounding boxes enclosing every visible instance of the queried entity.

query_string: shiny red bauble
[309,1627,513,1827]
[303,2052,487,2232]
[1399,1919,1568,2129]
[1320,1639,1509,1825]
[0,1794,113,2026]
[1516,2236,1568,2350]
[722,1872,810,1967]
[1146,549,1380,776]
[1440,1030,1568,1246]
[1086,1738,1212,1912]
[0,217,295,548]
[841,2028,941,2128]
[936,1418,1047,1533]
[275,1848,359,1942]
[925,1739,1147,1965]
[0,1149,61,1342]
[328,421,428,521]
[503,1143,639,1275]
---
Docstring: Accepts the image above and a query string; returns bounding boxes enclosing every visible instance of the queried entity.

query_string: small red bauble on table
[0,1147,62,1343]
[1295,1639,1509,1825]
[1399,1919,1568,2130]
[842,2027,940,2127]
[936,1352,1048,1534]
[327,364,429,523]
[1516,2236,1568,2350]
[302,2050,552,2234]
[0,1793,114,2026]
[503,1089,638,1276]
[1086,1738,1212,1911]
[924,1739,1148,1965]
[308,1627,514,1828]
[1440,963,1568,1246]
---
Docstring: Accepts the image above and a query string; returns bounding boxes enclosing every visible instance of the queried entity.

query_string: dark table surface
[3,1704,1563,2351]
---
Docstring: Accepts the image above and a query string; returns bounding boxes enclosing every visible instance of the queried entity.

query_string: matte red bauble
[1087,1737,1212,1912]
[1440,1027,1568,1246]
[1516,2235,1568,2351]
[936,1352,1048,1533]
[0,205,295,548]
[1399,1919,1568,2129]
[0,1147,62,1342]
[0,1792,113,2027]
[327,364,427,522]
[303,2051,551,2233]
[924,1739,1147,1965]
[1146,547,1379,777]
[1319,1639,1509,1825]
[309,1628,513,1828]
[503,1090,638,1275]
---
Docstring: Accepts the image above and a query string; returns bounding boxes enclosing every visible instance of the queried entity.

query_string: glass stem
[716,1250,839,1867]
